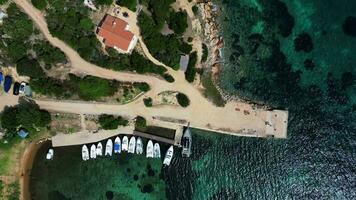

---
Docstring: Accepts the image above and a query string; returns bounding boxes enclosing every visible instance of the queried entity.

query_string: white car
[19,82,27,94]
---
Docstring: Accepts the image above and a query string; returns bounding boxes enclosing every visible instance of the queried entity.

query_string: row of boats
[81,136,174,166]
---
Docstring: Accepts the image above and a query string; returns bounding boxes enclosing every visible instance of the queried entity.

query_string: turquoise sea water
[31,0,356,199]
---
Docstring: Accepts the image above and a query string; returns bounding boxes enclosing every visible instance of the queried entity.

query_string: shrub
[31,0,47,10]
[185,52,197,82]
[143,97,153,107]
[99,114,119,130]
[134,82,150,92]
[135,116,147,130]
[192,5,199,15]
[116,0,137,11]
[201,43,208,63]
[163,73,175,83]
[16,58,45,78]
[167,10,188,35]
[176,93,190,107]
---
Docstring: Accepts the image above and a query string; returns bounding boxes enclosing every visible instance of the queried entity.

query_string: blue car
[0,72,3,85]
[4,75,12,93]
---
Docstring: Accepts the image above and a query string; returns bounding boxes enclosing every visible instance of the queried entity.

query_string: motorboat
[136,137,143,154]
[128,136,136,153]
[46,149,54,160]
[146,140,154,158]
[105,139,113,156]
[96,142,103,156]
[82,145,89,161]
[122,136,129,152]
[181,127,192,157]
[90,144,96,159]
[163,146,174,166]
[114,136,121,153]
[153,143,161,158]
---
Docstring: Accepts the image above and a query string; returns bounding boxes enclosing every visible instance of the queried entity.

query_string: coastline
[19,139,49,200]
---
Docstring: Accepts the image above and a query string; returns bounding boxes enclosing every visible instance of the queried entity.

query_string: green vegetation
[138,0,192,69]
[95,0,113,6]
[201,43,208,63]
[202,73,226,107]
[0,100,51,138]
[192,5,199,15]
[176,93,190,107]
[143,97,153,107]
[135,116,147,130]
[31,0,47,10]
[167,10,188,35]
[0,0,8,5]
[0,4,67,73]
[98,114,128,130]
[116,0,137,11]
[133,82,150,92]
[163,73,175,83]
[185,52,197,82]
[41,0,171,80]
[6,182,20,200]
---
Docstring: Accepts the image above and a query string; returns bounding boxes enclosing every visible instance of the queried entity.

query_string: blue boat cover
[0,72,3,84]
[18,129,29,138]
[4,75,12,93]
[114,143,120,150]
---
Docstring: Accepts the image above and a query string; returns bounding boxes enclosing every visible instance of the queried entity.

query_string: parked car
[4,75,12,93]
[19,82,27,94]
[0,71,3,85]
[13,82,20,95]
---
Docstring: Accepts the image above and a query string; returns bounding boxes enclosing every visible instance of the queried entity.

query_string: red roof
[97,15,134,51]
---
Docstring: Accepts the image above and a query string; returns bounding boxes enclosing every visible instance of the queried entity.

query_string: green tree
[168,10,188,35]
[176,93,190,107]
[134,82,150,92]
[31,0,47,10]
[185,52,197,82]
[135,116,147,130]
[80,17,94,31]
[143,97,153,107]
[98,114,119,130]
[16,58,45,78]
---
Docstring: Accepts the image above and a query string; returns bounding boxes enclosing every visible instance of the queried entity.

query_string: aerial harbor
[0,0,355,199]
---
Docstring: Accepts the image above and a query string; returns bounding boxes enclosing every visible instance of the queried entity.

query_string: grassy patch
[201,73,226,107]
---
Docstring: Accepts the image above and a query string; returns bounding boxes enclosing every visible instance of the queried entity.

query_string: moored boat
[46,149,54,160]
[146,140,154,158]
[136,137,143,154]
[128,136,136,153]
[122,136,128,152]
[181,127,192,158]
[90,144,96,159]
[114,136,121,153]
[105,139,113,156]
[82,145,89,161]
[153,143,161,158]
[96,142,103,156]
[163,146,174,166]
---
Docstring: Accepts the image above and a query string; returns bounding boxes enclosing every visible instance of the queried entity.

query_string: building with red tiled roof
[97,14,137,53]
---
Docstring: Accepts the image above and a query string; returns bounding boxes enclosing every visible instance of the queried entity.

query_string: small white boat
[82,145,89,161]
[153,143,161,158]
[96,142,103,156]
[90,144,96,159]
[105,139,113,156]
[146,140,154,158]
[122,136,129,152]
[163,146,174,166]
[136,137,143,154]
[46,149,54,160]
[114,137,121,153]
[128,136,136,154]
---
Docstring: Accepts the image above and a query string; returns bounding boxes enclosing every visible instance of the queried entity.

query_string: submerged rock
[141,184,154,193]
[133,174,139,181]
[148,168,155,176]
[105,191,113,200]
[343,16,356,37]
[294,33,313,52]
[304,59,315,70]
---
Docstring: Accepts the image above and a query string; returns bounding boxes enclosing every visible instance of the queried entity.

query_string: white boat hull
[82,145,89,161]
[146,140,154,158]
[90,144,96,159]
[153,143,161,158]
[163,146,174,166]
[105,139,113,156]
[136,137,143,154]
[96,142,103,156]
[122,136,128,152]
[128,136,136,154]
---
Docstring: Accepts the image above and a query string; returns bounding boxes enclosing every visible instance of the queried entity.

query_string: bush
[163,73,175,83]
[135,116,147,130]
[116,0,137,11]
[31,0,47,10]
[98,115,128,129]
[167,10,188,35]
[143,97,153,107]
[176,93,190,107]
[185,52,197,82]
[201,43,208,63]
[134,82,150,92]
[16,58,45,78]
[192,5,199,15]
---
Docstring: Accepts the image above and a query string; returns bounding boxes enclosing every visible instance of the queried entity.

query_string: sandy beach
[19,139,49,200]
